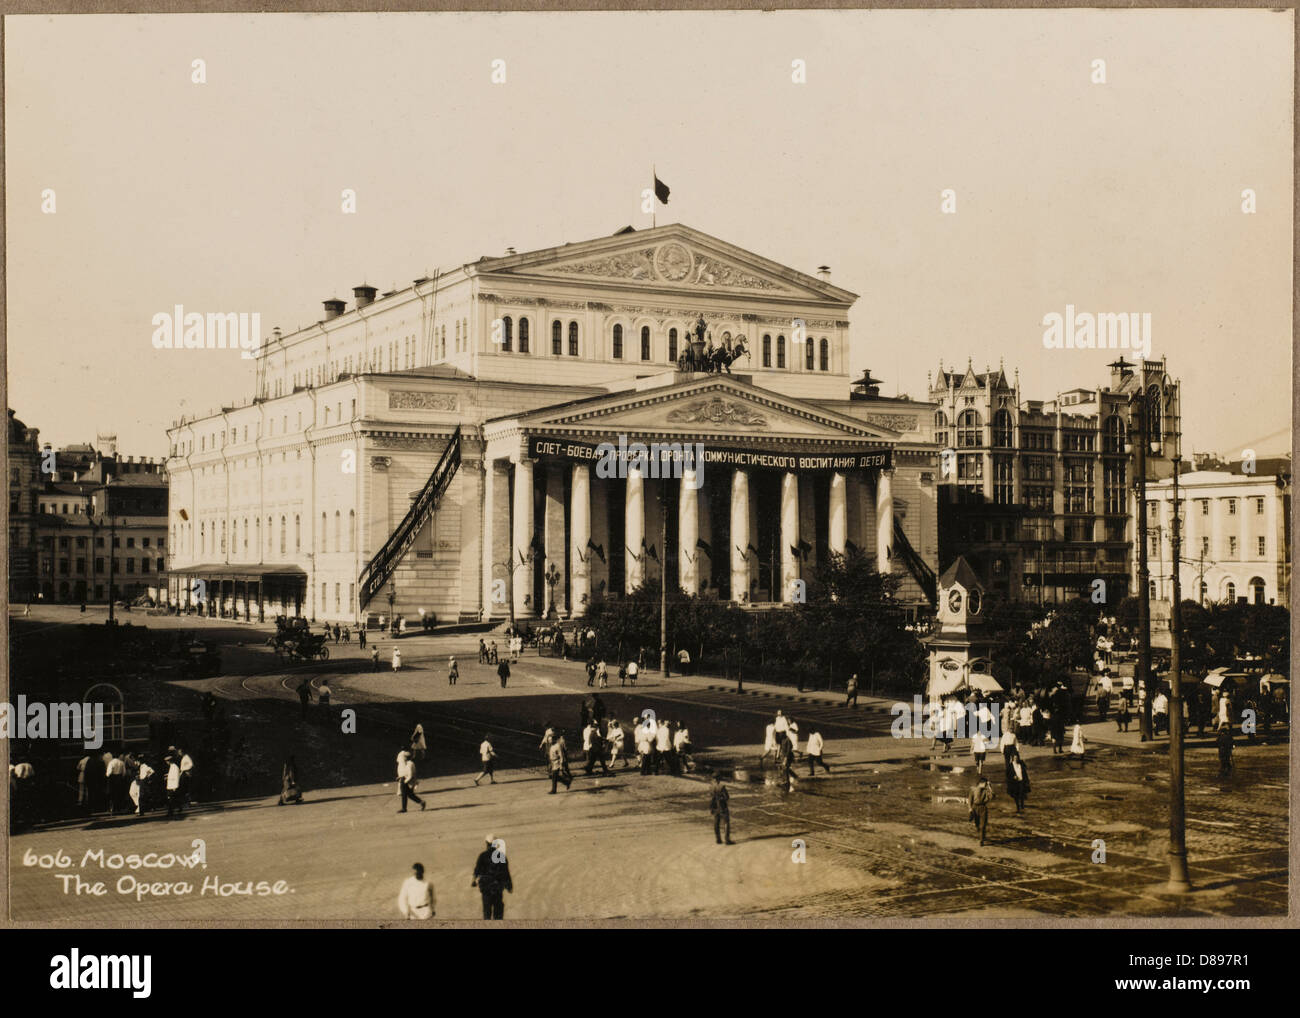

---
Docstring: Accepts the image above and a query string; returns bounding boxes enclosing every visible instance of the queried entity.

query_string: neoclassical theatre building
[165,224,940,624]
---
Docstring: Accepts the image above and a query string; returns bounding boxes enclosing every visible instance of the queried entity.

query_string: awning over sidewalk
[172,564,307,581]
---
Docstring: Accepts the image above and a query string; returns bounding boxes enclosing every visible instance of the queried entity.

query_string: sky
[5,9,1293,458]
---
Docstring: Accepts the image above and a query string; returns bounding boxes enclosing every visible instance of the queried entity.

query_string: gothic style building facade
[165,224,940,623]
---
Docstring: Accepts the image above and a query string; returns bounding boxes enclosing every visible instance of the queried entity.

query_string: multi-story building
[1148,458,1291,607]
[930,357,1181,604]
[166,223,941,624]
[34,462,169,605]
[7,409,43,602]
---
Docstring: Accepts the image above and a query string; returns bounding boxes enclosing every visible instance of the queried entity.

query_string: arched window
[776,335,786,369]
[1224,580,1236,603]
[294,514,300,552]
[612,324,623,359]
[992,409,1013,448]
[243,518,249,553]
[231,520,238,556]
[805,338,815,370]
[199,522,205,554]
[957,409,982,448]
[455,321,460,354]
[1146,384,1162,443]
[552,320,562,355]
[762,334,772,367]
[321,512,328,553]
[348,509,356,553]
[501,316,512,352]
[1250,577,1266,604]
[334,511,341,552]
[668,328,678,362]
[519,318,529,353]
[568,322,579,357]
[1102,414,1125,454]
[279,516,286,555]
[819,337,829,371]
[221,520,226,554]
[266,517,272,555]
[641,326,651,360]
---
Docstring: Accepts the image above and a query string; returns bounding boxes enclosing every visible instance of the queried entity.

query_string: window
[1146,384,1162,443]
[992,409,1013,448]
[569,322,579,357]
[552,320,563,355]
[957,454,983,481]
[1250,577,1266,604]
[762,334,771,367]
[1200,500,1208,516]
[322,582,328,608]
[94,557,104,574]
[294,514,301,552]
[1064,459,1094,513]
[518,318,529,353]
[805,339,815,370]
[668,328,679,362]
[280,516,286,555]
[1201,536,1209,556]
[612,324,623,359]
[1228,535,1238,556]
[818,338,829,371]
[1103,460,1127,515]
[993,456,1014,505]
[957,410,982,448]
[349,509,356,552]
[934,411,948,449]
[1102,414,1125,454]
[141,558,151,573]
[777,336,786,368]
[334,511,341,552]
[321,512,328,553]
[1255,497,1264,515]
[501,316,512,352]
[1227,499,1237,515]
[641,326,651,361]
[1258,536,1266,556]
[1224,581,1236,603]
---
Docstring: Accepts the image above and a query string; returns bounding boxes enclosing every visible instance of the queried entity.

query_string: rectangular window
[1063,459,1094,513]
[1200,500,1208,515]
[1228,536,1237,556]
[126,558,135,573]
[1227,499,1237,515]
[126,537,135,548]
[1258,536,1266,556]
[1255,497,1264,515]
[141,559,151,573]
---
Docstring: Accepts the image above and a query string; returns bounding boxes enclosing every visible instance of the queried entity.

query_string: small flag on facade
[654,174,670,205]
[695,538,712,558]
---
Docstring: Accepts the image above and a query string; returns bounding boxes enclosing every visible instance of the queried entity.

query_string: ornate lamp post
[1167,444,1191,892]
[544,561,560,618]
[1119,363,1159,742]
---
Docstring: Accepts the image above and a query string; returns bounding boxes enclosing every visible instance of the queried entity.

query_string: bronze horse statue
[678,336,750,374]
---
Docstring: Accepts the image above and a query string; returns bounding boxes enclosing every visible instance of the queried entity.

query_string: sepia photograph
[2,3,1294,949]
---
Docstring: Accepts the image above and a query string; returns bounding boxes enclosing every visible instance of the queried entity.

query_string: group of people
[583,658,641,688]
[74,746,194,820]
[397,835,515,921]
[760,711,831,791]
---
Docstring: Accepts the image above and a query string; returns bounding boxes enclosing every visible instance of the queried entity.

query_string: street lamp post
[659,480,669,676]
[1167,452,1191,891]
[1129,388,1154,742]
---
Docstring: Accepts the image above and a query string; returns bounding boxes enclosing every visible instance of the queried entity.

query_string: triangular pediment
[511,375,899,443]
[472,224,857,306]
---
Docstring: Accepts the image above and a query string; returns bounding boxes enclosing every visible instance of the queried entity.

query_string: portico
[482,373,900,618]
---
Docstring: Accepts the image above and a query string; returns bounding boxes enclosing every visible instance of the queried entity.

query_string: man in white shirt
[773,711,788,737]
[607,717,627,769]
[396,749,426,813]
[105,753,128,815]
[806,729,830,776]
[397,862,435,919]
[132,760,154,815]
[1152,690,1169,736]
[165,756,183,819]
[627,659,639,686]
[178,749,195,806]
[474,737,497,786]
[582,722,608,775]
[654,718,673,775]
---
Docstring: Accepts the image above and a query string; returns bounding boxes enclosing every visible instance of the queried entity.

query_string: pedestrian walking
[392,647,402,672]
[654,717,673,775]
[497,658,510,688]
[396,749,426,813]
[845,673,859,707]
[410,723,427,762]
[776,734,797,792]
[371,645,381,670]
[164,755,183,818]
[761,720,777,768]
[786,718,800,758]
[774,710,788,738]
[1115,686,1132,732]
[106,753,128,815]
[586,659,596,687]
[318,679,332,714]
[627,659,639,686]
[489,640,499,664]
[971,729,988,775]
[474,737,497,785]
[472,836,513,920]
[538,725,556,764]
[709,774,733,845]
[607,717,627,769]
[448,656,459,686]
[1069,723,1086,760]
[397,862,435,920]
[597,659,608,688]
[1217,726,1235,776]
[1152,690,1169,736]
[677,647,691,674]
[967,774,994,846]
[478,638,488,664]
[618,663,627,687]
[358,626,367,650]
[636,721,653,774]
[296,678,313,719]
[76,754,90,811]
[179,749,195,806]
[806,728,831,776]
[1005,747,1030,814]
[673,724,693,774]
[999,724,1017,768]
[131,759,154,815]
[342,626,351,644]
[547,737,572,793]
[278,755,303,805]
[583,721,609,775]
[333,624,341,644]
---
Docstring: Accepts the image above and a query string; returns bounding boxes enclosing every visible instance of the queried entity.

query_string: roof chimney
[505,246,517,256]
[816,265,832,282]
[323,298,346,320]
[353,284,377,308]
[272,326,282,342]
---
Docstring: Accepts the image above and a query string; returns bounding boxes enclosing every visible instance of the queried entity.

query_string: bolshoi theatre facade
[165,224,941,624]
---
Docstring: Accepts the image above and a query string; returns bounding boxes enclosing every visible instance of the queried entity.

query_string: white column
[544,465,566,616]
[730,469,751,602]
[679,465,700,595]
[876,468,894,573]
[570,464,591,615]
[829,472,847,557]
[625,463,645,592]
[780,471,800,601]
[512,456,535,617]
